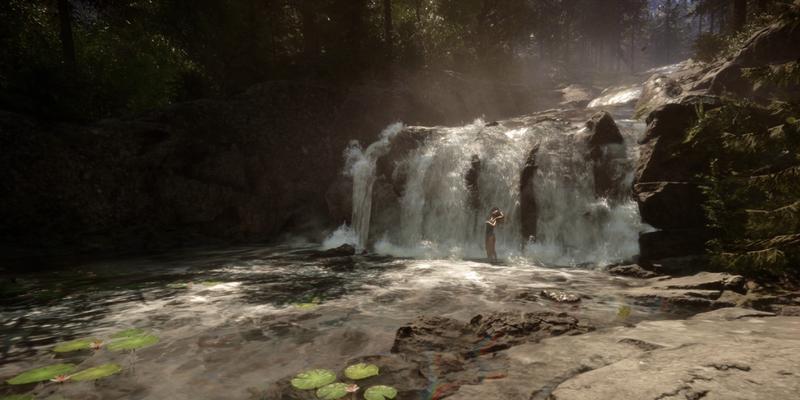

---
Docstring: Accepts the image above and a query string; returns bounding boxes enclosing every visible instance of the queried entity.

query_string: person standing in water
[485,207,505,261]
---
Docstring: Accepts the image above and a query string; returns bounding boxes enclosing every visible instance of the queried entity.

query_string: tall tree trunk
[630,22,636,73]
[345,0,367,64]
[383,0,393,62]
[57,0,76,71]
[733,0,747,32]
[299,1,320,63]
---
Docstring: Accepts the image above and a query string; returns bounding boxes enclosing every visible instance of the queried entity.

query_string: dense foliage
[686,66,800,277]
[1,0,726,121]
[690,0,794,63]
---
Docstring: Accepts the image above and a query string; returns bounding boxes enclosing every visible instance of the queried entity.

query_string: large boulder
[704,17,800,103]
[585,111,623,152]
[519,145,539,241]
[634,182,707,230]
[548,317,800,400]
[635,103,700,183]
[638,229,712,261]
[584,111,626,200]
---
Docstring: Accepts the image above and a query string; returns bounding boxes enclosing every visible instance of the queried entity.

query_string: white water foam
[336,114,648,266]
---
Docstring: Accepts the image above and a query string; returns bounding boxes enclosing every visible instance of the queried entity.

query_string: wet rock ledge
[264,311,594,399]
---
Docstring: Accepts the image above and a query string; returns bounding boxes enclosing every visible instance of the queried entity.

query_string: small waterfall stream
[327,86,650,266]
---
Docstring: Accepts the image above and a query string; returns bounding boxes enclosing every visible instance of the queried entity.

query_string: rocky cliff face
[632,10,800,274]
[0,78,552,258]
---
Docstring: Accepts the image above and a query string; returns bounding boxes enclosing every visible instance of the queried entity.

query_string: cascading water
[324,80,651,265]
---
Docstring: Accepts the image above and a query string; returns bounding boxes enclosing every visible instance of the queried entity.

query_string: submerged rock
[583,111,626,201]
[540,290,582,303]
[606,264,658,279]
[318,244,356,257]
[519,145,539,241]
[623,272,747,311]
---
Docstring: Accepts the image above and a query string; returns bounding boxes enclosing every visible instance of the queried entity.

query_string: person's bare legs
[485,235,496,261]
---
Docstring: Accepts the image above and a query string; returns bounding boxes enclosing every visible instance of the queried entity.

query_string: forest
[0,0,788,120]
[1,1,800,400]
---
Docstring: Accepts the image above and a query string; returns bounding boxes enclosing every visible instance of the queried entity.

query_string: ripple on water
[0,247,681,399]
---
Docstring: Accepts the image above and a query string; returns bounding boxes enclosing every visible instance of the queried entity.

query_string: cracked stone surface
[448,313,800,400]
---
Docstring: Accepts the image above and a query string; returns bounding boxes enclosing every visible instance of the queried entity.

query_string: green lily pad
[6,364,76,385]
[52,338,99,353]
[166,283,189,289]
[290,369,336,390]
[294,302,318,310]
[316,382,350,400]
[617,305,632,320]
[69,363,123,381]
[364,385,397,400]
[344,363,379,380]
[111,328,146,339]
[107,334,159,351]
[200,280,222,287]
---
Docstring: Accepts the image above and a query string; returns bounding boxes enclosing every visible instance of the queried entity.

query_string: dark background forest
[0,0,791,122]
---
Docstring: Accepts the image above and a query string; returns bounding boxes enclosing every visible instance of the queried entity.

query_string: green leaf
[166,283,189,289]
[107,334,159,351]
[364,385,397,400]
[6,364,76,385]
[316,382,350,400]
[69,363,123,381]
[290,369,336,390]
[111,328,146,339]
[344,363,379,380]
[52,338,98,353]
[200,280,222,287]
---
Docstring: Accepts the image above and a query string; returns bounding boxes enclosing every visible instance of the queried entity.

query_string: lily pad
[364,385,397,400]
[316,382,349,400]
[69,363,123,381]
[200,280,222,287]
[290,369,336,390]
[617,305,632,320]
[111,328,146,339]
[107,334,159,351]
[166,283,189,289]
[344,363,379,380]
[53,338,98,353]
[6,364,76,385]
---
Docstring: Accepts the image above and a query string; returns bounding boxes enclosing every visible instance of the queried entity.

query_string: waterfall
[335,111,648,266]
[344,123,403,249]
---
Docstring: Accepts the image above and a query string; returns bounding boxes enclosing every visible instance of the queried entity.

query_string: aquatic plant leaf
[290,369,336,390]
[294,302,318,310]
[166,283,189,289]
[107,334,159,351]
[316,382,349,400]
[200,280,222,287]
[53,338,99,353]
[111,328,146,339]
[6,364,76,385]
[344,363,379,380]
[69,363,123,381]
[364,385,397,400]
[617,305,632,320]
